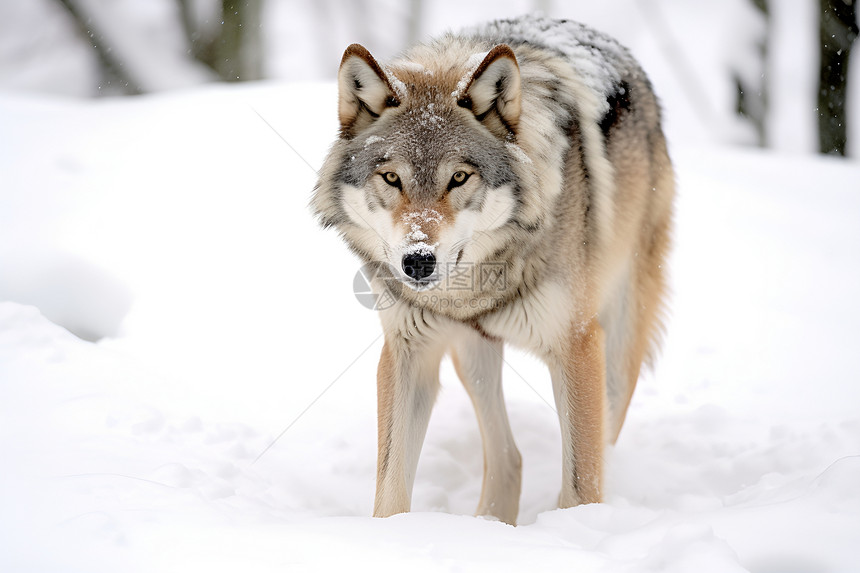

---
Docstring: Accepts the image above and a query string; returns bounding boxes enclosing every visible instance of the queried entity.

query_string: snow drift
[1,82,859,571]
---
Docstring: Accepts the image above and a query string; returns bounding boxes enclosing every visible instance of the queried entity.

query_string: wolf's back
[466,16,648,117]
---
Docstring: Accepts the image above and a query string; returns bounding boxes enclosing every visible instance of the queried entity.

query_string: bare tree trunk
[406,0,423,46]
[176,0,197,44]
[534,0,552,15]
[818,0,858,155]
[734,0,770,147]
[177,0,264,82]
[53,0,143,95]
[215,0,263,81]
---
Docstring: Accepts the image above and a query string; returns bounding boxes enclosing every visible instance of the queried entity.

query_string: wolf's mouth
[401,274,440,292]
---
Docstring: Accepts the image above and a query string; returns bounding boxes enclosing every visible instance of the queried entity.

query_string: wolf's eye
[381,172,401,189]
[448,171,470,190]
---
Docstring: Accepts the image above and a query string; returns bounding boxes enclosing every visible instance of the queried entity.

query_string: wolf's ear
[338,44,400,137]
[457,45,521,135]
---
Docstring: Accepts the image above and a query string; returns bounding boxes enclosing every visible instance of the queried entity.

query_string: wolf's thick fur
[312,16,674,525]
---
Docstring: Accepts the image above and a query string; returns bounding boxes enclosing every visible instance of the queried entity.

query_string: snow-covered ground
[2,81,859,572]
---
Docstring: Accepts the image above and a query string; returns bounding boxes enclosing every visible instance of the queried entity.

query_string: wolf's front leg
[549,318,607,507]
[451,330,521,525]
[373,338,441,518]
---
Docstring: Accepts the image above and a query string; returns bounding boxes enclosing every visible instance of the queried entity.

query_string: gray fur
[335,100,518,206]
[311,15,675,523]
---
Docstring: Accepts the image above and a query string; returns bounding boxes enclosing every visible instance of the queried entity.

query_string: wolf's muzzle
[402,252,436,282]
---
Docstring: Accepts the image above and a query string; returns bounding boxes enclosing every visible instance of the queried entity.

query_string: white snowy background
[1,1,859,571]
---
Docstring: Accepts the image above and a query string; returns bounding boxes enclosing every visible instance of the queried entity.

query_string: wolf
[312,15,674,525]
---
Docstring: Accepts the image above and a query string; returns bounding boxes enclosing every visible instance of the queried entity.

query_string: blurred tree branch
[637,0,720,135]
[818,0,858,155]
[53,0,143,95]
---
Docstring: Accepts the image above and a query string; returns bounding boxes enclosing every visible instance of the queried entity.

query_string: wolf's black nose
[402,252,436,281]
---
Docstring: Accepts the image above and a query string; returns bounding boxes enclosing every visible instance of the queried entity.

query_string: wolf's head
[313,41,537,316]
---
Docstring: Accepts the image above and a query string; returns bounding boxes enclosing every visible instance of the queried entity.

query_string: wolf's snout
[402,252,436,282]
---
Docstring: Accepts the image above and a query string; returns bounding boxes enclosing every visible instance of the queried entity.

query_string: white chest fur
[479,279,577,355]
